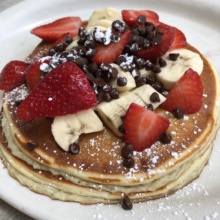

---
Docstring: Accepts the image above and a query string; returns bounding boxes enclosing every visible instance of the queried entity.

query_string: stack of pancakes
[0,39,219,204]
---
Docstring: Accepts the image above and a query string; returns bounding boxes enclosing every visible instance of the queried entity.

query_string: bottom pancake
[0,98,219,204]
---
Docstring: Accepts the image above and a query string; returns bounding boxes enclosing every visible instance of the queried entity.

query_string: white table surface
[0,2,33,220]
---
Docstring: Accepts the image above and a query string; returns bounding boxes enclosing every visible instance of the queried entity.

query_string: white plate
[0,0,220,219]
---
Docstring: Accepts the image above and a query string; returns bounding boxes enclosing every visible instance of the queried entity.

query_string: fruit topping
[31,17,82,41]
[91,29,131,64]
[133,23,175,61]
[25,58,51,91]
[168,27,187,51]
[124,103,170,151]
[0,61,27,91]
[17,62,97,121]
[121,10,159,27]
[163,68,203,114]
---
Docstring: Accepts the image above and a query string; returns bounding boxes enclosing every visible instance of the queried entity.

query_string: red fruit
[122,10,159,27]
[25,58,51,91]
[134,23,175,61]
[91,30,130,64]
[163,68,203,114]
[124,103,170,152]
[168,27,186,51]
[31,17,82,42]
[17,62,97,121]
[0,61,27,91]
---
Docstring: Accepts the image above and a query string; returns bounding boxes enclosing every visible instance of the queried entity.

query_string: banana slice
[156,48,204,90]
[51,109,104,151]
[96,84,166,136]
[86,8,122,31]
[110,64,136,92]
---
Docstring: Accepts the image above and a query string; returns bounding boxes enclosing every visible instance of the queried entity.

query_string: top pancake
[2,42,219,186]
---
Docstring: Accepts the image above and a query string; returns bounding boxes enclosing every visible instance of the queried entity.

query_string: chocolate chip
[78,27,86,37]
[130,43,139,52]
[69,143,80,154]
[118,124,125,134]
[123,157,135,168]
[74,57,85,68]
[100,62,112,71]
[147,31,154,41]
[146,103,154,111]
[135,76,146,87]
[135,58,145,69]
[27,142,38,151]
[55,43,65,52]
[158,57,167,67]
[151,81,164,93]
[121,145,134,158]
[117,77,127,86]
[84,39,96,50]
[137,15,146,24]
[103,92,112,102]
[65,36,73,44]
[169,53,180,61]
[111,34,121,42]
[112,20,126,32]
[150,92,160,102]
[116,55,127,65]
[122,195,133,210]
[152,35,162,45]
[159,133,172,144]
[86,48,96,58]
[145,60,154,71]
[110,88,119,99]
[87,62,98,73]
[173,108,184,119]
[108,67,118,79]
[102,83,112,93]
[137,26,146,36]
[94,78,106,87]
[145,75,156,85]
[48,48,56,56]
[152,64,161,73]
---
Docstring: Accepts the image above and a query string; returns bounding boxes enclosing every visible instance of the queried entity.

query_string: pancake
[0,11,220,206]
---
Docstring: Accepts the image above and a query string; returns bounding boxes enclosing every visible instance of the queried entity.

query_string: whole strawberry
[0,61,27,91]
[17,62,97,121]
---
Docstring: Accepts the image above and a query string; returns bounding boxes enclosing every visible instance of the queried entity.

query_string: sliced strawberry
[168,27,186,51]
[124,103,170,152]
[25,58,51,91]
[0,61,27,91]
[31,17,82,42]
[17,62,97,121]
[91,30,130,64]
[134,23,175,61]
[163,68,203,114]
[122,10,159,27]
